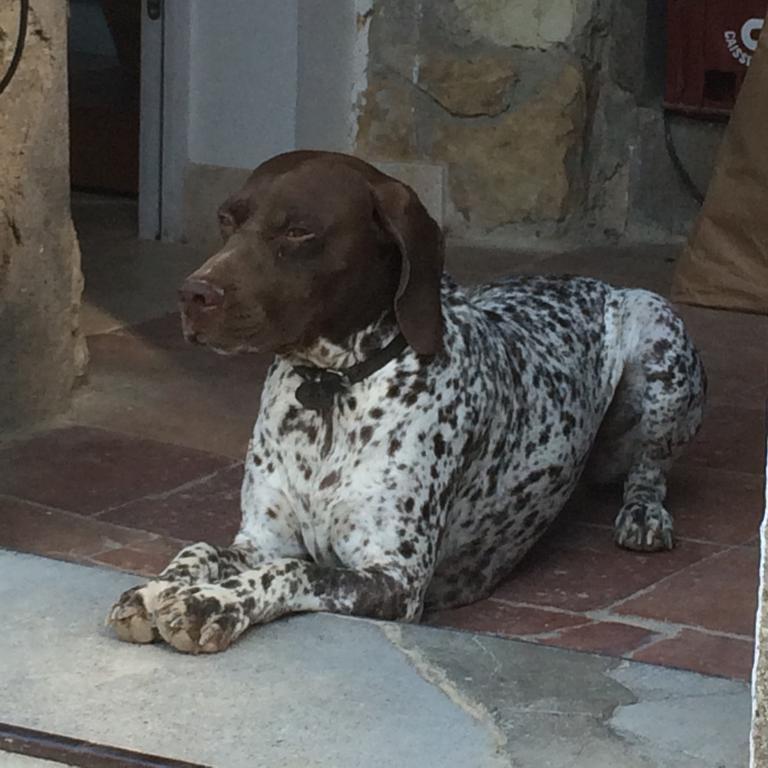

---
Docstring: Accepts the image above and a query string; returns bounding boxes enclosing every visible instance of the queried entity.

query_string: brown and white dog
[107,151,705,654]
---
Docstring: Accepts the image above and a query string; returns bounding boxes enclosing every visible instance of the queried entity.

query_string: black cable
[0,0,29,95]
[663,109,706,206]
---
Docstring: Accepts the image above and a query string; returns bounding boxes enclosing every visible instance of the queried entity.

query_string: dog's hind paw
[614,502,674,552]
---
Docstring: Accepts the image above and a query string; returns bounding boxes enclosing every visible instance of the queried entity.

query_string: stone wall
[0,1,86,431]
[354,0,724,246]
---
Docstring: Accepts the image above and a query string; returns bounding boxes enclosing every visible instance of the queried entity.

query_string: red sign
[665,1,766,116]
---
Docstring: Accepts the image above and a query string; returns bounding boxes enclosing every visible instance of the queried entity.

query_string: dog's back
[427,274,704,609]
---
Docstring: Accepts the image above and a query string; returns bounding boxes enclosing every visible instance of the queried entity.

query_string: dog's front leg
[106,541,282,644]
[153,558,427,654]
[107,481,305,645]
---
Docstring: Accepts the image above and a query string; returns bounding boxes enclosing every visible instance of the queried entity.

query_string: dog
[107,151,705,654]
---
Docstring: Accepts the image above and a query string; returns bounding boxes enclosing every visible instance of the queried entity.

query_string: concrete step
[0,551,750,768]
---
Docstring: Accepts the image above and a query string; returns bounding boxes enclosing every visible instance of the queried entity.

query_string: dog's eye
[285,227,314,240]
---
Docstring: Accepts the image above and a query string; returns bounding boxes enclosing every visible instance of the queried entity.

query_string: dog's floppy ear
[370,179,445,356]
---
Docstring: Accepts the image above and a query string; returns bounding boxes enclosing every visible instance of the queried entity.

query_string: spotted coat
[108,272,705,653]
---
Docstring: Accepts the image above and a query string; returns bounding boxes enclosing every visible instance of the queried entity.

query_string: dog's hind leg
[596,291,706,551]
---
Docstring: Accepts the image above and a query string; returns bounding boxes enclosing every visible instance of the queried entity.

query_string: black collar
[293,333,408,413]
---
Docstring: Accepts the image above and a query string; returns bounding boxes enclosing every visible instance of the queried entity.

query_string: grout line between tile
[81,554,156,578]
[0,493,84,517]
[626,627,680,657]
[486,596,755,643]
[675,536,760,548]
[600,543,739,613]
[90,460,243,519]
[0,494,180,552]
[88,533,189,561]
[586,608,755,642]
[547,520,757,550]
[516,620,595,643]
[488,597,585,618]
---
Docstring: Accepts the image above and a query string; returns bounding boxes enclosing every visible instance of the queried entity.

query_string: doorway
[68,0,141,196]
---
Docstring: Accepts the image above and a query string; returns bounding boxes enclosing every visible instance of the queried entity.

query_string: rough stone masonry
[0,0,86,430]
[355,0,722,246]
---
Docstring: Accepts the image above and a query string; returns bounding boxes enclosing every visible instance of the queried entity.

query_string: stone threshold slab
[0,551,750,768]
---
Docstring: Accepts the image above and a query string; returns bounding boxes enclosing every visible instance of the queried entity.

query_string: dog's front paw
[614,502,674,552]
[106,581,172,644]
[154,584,249,654]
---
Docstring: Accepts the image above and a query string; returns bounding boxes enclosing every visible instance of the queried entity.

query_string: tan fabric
[671,11,768,314]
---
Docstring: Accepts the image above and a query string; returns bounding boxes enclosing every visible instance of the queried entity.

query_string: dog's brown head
[179,151,444,357]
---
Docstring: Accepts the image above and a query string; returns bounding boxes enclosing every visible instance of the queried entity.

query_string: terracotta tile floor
[0,213,764,682]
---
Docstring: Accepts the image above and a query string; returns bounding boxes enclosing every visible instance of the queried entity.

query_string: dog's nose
[178,278,224,310]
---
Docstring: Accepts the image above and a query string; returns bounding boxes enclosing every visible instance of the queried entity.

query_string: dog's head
[179,151,444,357]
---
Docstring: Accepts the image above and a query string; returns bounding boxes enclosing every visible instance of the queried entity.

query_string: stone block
[418,53,518,117]
[437,0,580,49]
[356,73,419,160]
[0,1,86,430]
[433,61,586,230]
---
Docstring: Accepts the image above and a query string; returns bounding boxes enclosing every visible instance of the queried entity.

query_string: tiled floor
[0,198,764,683]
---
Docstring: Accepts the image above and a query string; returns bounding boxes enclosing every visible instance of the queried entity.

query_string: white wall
[296,0,359,151]
[188,0,300,168]
[142,0,365,241]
